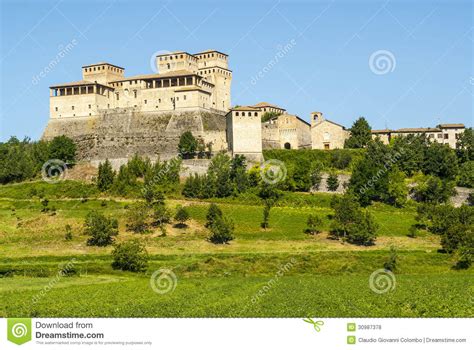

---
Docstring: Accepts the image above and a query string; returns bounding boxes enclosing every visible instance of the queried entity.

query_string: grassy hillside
[0,181,472,318]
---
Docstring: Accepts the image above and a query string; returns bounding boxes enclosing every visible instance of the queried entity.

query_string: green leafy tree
[304,214,323,235]
[97,159,115,191]
[344,117,372,149]
[413,175,456,204]
[457,161,474,188]
[456,127,473,162]
[258,182,283,229]
[331,150,352,169]
[206,203,223,228]
[126,202,150,233]
[390,134,426,176]
[209,215,235,244]
[48,135,76,162]
[208,152,233,197]
[230,155,249,193]
[261,111,281,123]
[310,164,323,190]
[174,205,190,227]
[84,211,118,246]
[383,246,398,271]
[112,239,149,272]
[326,172,339,191]
[64,224,73,241]
[382,166,408,207]
[423,142,458,180]
[178,131,198,158]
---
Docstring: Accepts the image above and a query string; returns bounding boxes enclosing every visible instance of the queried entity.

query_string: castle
[43,49,466,166]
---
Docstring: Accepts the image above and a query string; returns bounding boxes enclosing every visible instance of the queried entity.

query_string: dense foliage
[344,117,372,149]
[112,239,149,272]
[84,211,119,246]
[0,136,76,184]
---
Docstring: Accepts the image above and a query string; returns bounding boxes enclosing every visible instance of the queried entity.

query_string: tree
[174,205,190,227]
[331,150,352,169]
[209,215,235,244]
[391,134,426,176]
[344,117,372,149]
[208,152,233,197]
[304,214,323,235]
[456,127,473,162]
[152,203,171,230]
[383,246,398,271]
[206,203,223,228]
[310,164,322,190]
[258,182,282,229]
[97,159,115,191]
[261,111,281,123]
[126,202,150,233]
[326,172,339,191]
[178,131,198,158]
[64,224,73,241]
[383,166,408,207]
[48,135,76,162]
[112,239,149,272]
[457,161,474,188]
[330,194,378,245]
[230,155,249,193]
[413,175,456,204]
[84,211,118,246]
[423,142,458,180]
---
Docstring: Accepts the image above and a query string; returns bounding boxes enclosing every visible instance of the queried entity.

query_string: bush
[111,239,149,272]
[84,211,118,246]
[178,131,198,158]
[383,246,398,271]
[64,224,73,241]
[48,135,76,163]
[310,165,322,190]
[413,175,456,204]
[304,214,322,235]
[206,203,223,228]
[383,167,408,207]
[209,216,234,244]
[97,159,115,192]
[457,161,474,188]
[407,225,418,238]
[331,150,352,169]
[330,194,378,245]
[326,173,339,191]
[174,205,190,227]
[126,202,150,233]
[152,203,171,228]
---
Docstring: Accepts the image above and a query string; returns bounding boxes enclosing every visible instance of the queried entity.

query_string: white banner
[0,318,472,349]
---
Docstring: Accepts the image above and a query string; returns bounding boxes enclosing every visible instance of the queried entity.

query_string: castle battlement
[49,50,232,119]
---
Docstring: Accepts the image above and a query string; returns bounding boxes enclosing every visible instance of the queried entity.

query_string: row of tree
[0,136,76,184]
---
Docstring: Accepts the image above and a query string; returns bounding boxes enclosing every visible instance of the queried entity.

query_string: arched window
[284,142,291,149]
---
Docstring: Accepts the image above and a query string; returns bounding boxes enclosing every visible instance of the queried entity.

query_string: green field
[0,181,472,318]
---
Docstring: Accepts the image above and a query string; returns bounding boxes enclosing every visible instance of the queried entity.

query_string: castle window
[72,106,74,110]
[248,112,251,116]
[184,95,186,100]
[444,134,449,139]
[236,112,239,116]
[437,133,442,138]
[144,99,147,104]
[107,104,110,108]
[254,112,258,116]
[176,97,179,101]
[88,104,91,109]
[116,93,119,100]
[55,107,58,111]
[134,91,137,98]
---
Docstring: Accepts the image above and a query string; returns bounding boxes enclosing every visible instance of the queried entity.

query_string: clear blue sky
[0,0,472,141]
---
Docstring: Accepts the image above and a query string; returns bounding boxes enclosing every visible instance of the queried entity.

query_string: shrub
[152,203,171,228]
[423,142,458,180]
[48,135,76,163]
[174,205,190,227]
[126,202,150,233]
[178,131,197,158]
[205,203,223,228]
[413,175,456,204]
[468,193,474,206]
[457,161,474,188]
[310,165,322,190]
[330,194,378,245]
[84,211,118,246]
[209,216,234,244]
[64,224,73,241]
[383,167,408,207]
[331,150,352,169]
[407,225,418,238]
[111,239,149,272]
[304,214,322,235]
[258,182,282,229]
[97,159,115,191]
[326,173,339,191]
[383,246,398,271]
